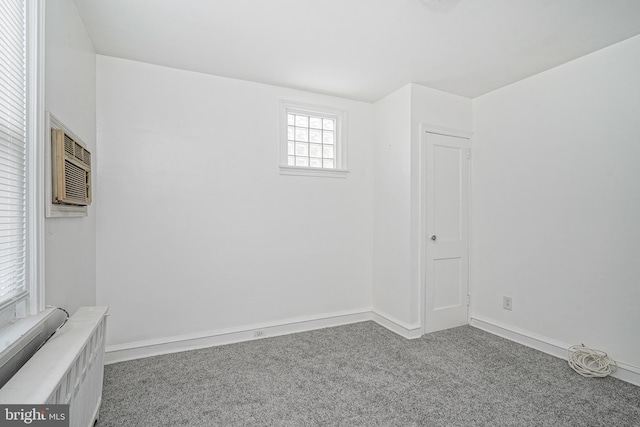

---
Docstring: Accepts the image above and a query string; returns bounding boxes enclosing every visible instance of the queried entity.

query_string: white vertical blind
[0,0,28,306]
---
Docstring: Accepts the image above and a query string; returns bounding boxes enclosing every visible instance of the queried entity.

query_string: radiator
[0,306,108,427]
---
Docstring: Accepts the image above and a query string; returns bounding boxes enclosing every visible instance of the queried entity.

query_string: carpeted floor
[98,322,640,426]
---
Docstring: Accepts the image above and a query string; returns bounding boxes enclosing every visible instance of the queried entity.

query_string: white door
[424,130,470,333]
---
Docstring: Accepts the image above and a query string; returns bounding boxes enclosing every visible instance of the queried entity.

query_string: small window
[279,101,348,178]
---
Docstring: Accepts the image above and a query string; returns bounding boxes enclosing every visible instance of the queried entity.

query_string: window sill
[0,308,55,366]
[279,165,349,179]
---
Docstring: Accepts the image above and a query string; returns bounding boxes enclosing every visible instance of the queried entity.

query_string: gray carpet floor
[98,322,640,426]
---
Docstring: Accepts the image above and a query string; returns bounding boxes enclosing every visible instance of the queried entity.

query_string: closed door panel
[425,131,469,333]
[433,257,463,310]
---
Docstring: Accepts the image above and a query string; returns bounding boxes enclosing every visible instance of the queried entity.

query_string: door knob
[431,235,437,241]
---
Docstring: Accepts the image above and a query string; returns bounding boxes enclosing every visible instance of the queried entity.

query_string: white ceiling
[72,0,640,102]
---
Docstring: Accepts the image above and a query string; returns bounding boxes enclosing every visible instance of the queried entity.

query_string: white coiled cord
[567,344,616,378]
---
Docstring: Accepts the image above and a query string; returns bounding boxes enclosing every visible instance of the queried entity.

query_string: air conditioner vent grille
[64,135,73,155]
[63,160,88,202]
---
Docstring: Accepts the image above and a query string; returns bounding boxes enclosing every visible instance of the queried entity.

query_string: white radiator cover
[0,306,108,427]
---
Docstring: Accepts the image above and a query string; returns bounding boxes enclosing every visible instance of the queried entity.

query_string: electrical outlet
[503,296,512,311]
[253,331,265,338]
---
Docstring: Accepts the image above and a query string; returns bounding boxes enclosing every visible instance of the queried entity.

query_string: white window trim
[279,100,349,178]
[26,0,46,316]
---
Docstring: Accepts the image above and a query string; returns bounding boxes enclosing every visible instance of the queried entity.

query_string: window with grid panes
[280,101,347,178]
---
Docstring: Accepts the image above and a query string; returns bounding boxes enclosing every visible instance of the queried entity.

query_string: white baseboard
[105,308,373,364]
[105,311,640,387]
[371,310,422,339]
[105,308,426,364]
[470,316,640,387]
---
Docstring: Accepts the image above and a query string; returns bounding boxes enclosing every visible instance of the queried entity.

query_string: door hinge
[467,148,472,159]
[467,295,471,306]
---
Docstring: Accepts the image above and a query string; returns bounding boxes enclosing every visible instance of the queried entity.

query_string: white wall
[471,35,640,369]
[372,85,412,326]
[44,0,97,313]
[49,5,639,374]
[372,84,471,329]
[96,56,374,346]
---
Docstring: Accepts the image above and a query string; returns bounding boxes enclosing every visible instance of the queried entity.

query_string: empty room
[0,0,639,426]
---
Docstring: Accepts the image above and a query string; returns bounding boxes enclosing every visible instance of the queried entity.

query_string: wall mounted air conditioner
[46,112,93,218]
[51,128,92,206]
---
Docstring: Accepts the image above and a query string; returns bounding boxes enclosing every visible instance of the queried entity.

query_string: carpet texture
[98,322,640,426]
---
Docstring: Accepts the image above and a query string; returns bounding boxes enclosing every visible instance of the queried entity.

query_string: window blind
[0,0,28,308]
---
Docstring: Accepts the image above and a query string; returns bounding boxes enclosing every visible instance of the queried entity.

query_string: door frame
[419,124,473,335]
